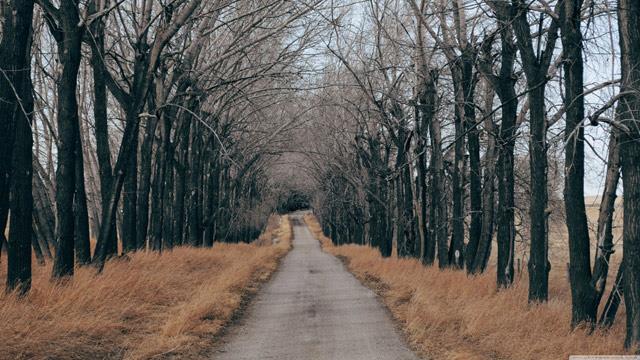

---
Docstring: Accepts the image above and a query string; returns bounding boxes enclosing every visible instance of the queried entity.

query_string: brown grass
[304,213,628,360]
[0,215,292,360]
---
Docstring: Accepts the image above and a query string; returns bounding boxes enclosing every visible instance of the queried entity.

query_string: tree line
[0,0,323,291]
[304,0,640,349]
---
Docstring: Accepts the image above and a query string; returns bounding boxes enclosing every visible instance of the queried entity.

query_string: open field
[304,214,629,360]
[0,216,292,360]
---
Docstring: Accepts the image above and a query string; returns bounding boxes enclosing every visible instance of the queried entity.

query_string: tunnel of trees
[2,0,640,350]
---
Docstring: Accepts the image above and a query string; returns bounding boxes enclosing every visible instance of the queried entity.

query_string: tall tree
[560,0,606,327]
[618,0,640,349]
[511,0,560,302]
[483,1,519,287]
[93,0,203,269]
[1,0,35,294]
[41,0,86,279]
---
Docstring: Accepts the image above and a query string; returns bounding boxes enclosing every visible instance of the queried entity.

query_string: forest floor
[0,215,292,360]
[304,213,630,360]
[213,212,418,360]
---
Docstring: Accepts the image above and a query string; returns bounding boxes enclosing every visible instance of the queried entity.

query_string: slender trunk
[188,123,203,246]
[136,116,158,250]
[598,263,624,329]
[92,115,141,269]
[394,136,407,257]
[172,120,190,246]
[471,113,496,273]
[460,49,483,273]
[450,68,466,269]
[33,162,56,256]
[427,74,448,268]
[418,71,438,265]
[121,111,139,253]
[592,130,621,308]
[31,233,44,266]
[74,130,91,265]
[89,16,117,258]
[203,146,220,247]
[599,263,624,328]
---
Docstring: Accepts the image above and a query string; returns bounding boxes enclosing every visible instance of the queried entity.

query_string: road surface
[214,213,419,360]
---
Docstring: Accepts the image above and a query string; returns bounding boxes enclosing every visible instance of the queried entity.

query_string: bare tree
[1,0,35,294]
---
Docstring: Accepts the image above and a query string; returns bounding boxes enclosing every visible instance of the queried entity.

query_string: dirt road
[214,213,418,360]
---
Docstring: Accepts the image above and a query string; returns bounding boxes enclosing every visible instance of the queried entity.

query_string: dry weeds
[0,215,292,360]
[304,213,628,360]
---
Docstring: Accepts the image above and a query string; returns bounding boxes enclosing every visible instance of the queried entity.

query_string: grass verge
[0,215,292,360]
[303,213,627,360]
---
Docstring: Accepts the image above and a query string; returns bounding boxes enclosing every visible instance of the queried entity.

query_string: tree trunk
[1,0,35,294]
[5,3,35,293]
[203,145,220,247]
[460,48,483,273]
[74,130,91,265]
[417,70,438,264]
[599,262,624,328]
[33,161,56,256]
[136,115,158,250]
[618,0,640,348]
[172,119,190,246]
[52,1,84,279]
[89,15,117,258]
[449,66,466,269]
[527,82,550,302]
[188,122,204,246]
[471,107,496,274]
[591,130,620,309]
[121,111,139,253]
[511,0,559,301]
[561,0,598,327]
[495,74,518,288]
[427,73,448,268]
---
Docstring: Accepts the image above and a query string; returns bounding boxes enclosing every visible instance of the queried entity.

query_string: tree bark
[618,0,640,348]
[511,0,559,302]
[74,130,91,265]
[449,65,466,269]
[460,48,483,273]
[417,70,438,265]
[88,13,117,258]
[136,115,158,250]
[1,0,35,294]
[4,0,35,293]
[561,0,598,327]
[591,130,621,309]
[121,111,139,253]
[51,0,84,279]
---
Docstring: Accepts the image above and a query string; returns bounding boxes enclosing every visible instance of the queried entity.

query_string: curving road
[214,213,419,360]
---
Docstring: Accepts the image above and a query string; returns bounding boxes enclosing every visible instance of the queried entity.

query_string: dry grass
[253,214,287,246]
[0,215,292,360]
[304,213,628,360]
